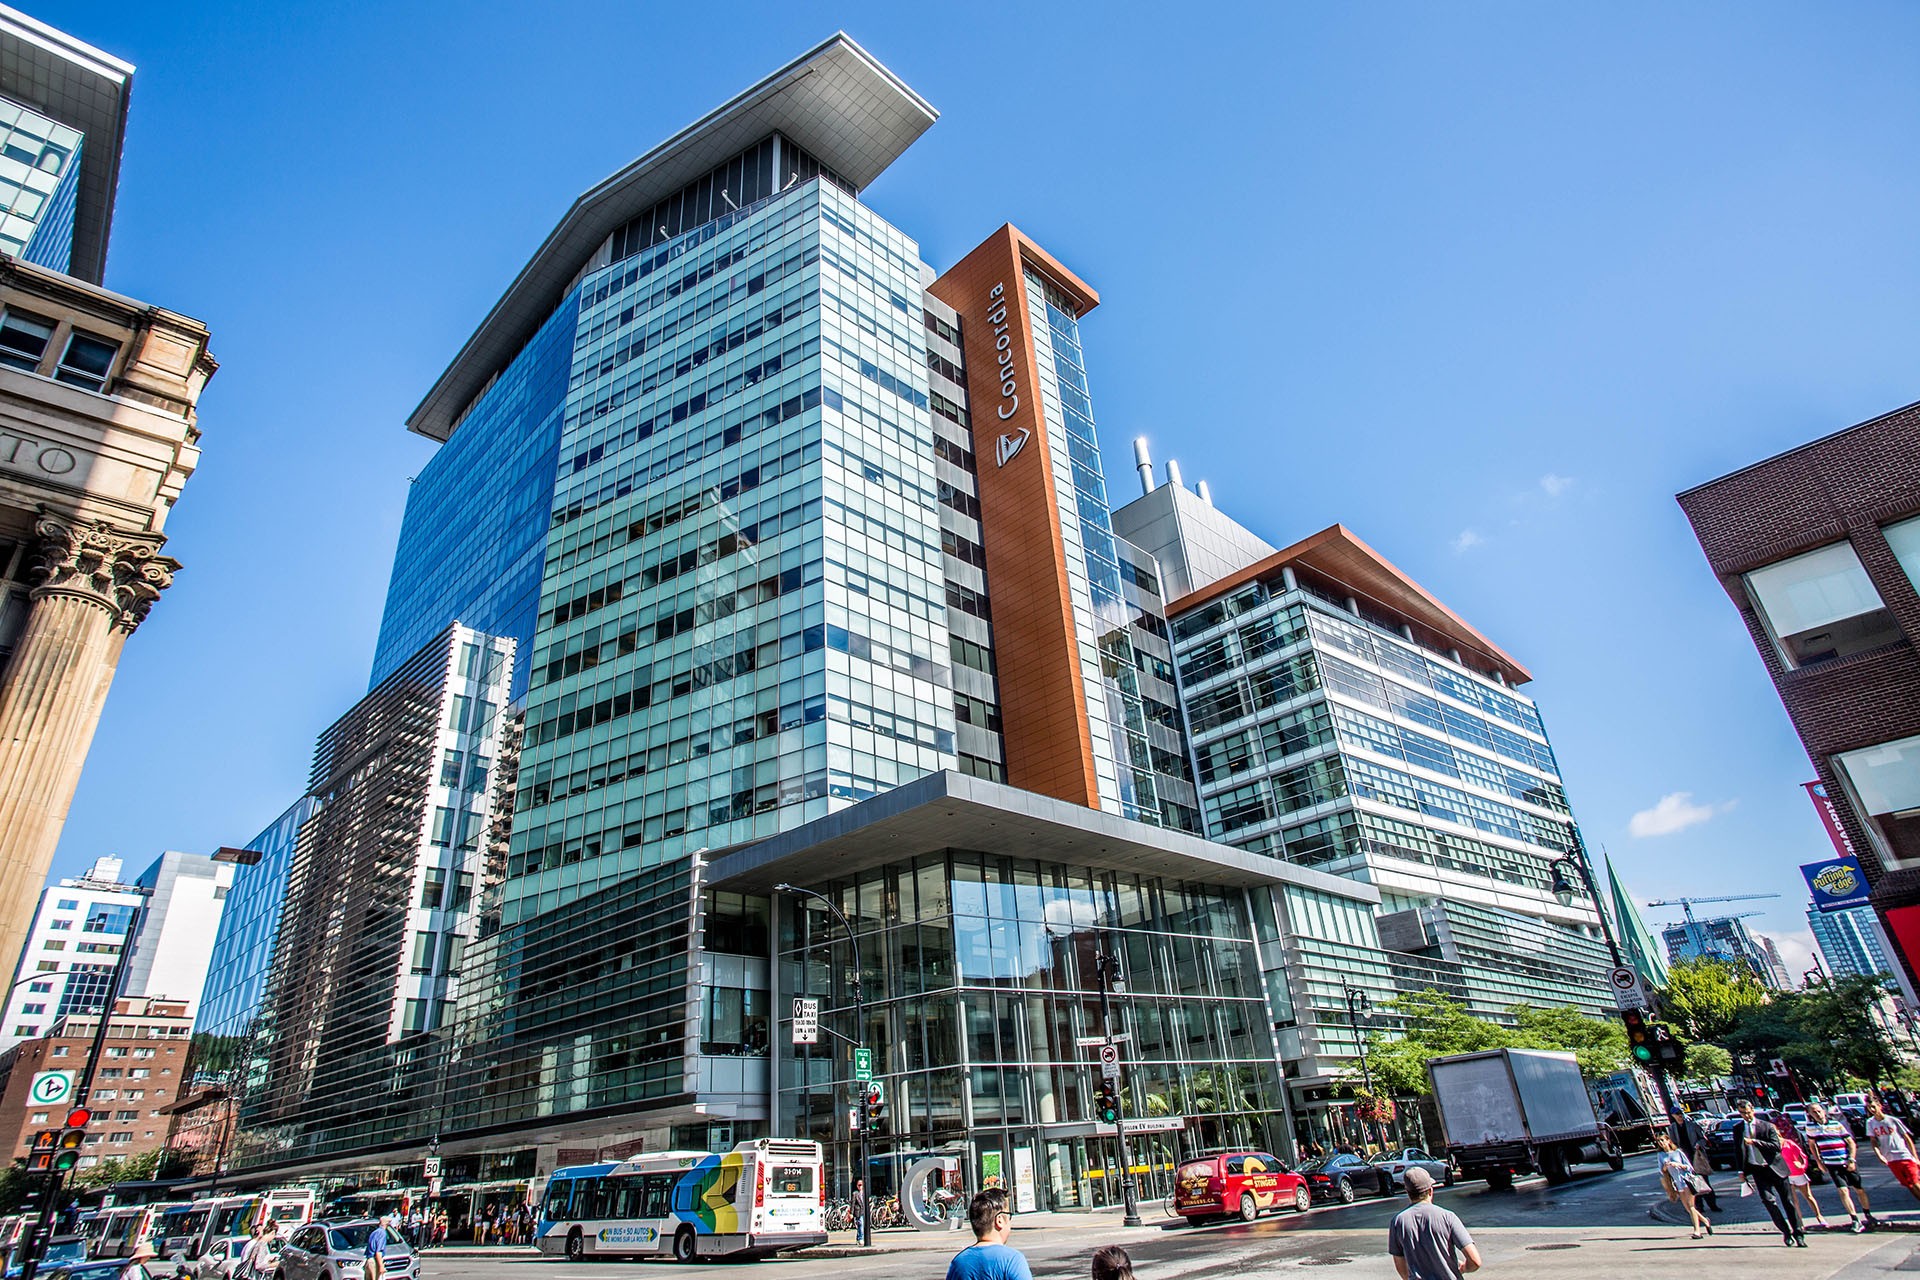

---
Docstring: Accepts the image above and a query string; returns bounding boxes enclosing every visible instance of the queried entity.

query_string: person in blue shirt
[945,1188,1032,1280]
[364,1215,394,1280]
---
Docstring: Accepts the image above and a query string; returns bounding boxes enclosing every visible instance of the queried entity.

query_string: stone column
[0,514,177,968]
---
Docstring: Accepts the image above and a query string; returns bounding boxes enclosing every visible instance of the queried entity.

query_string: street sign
[853,1048,873,1081]
[1120,1116,1186,1135]
[1609,966,1647,1011]
[1770,1058,1790,1077]
[1098,1044,1120,1081]
[1075,1034,1131,1048]
[867,1080,885,1103]
[792,998,819,1046]
[423,1156,441,1178]
[428,1177,442,1198]
[25,1072,73,1109]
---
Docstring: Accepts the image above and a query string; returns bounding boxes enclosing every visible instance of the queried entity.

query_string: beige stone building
[0,9,219,972]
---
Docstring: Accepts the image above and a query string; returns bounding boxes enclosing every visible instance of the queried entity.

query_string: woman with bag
[1655,1131,1713,1239]
[1782,1132,1833,1230]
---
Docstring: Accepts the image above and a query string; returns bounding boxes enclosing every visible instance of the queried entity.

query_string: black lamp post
[775,883,870,1239]
[1342,985,1385,1151]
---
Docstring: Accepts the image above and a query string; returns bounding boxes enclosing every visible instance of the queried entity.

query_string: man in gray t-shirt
[1388,1168,1481,1280]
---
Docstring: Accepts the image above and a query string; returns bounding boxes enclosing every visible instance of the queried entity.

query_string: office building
[1117,507,1615,1121]
[0,10,217,972]
[0,855,137,1048]
[1679,400,1920,1000]
[0,995,187,1170]
[1662,913,1790,988]
[1809,903,1893,984]
[122,850,232,1007]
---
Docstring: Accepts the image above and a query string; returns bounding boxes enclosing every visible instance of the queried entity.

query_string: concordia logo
[996,427,1030,468]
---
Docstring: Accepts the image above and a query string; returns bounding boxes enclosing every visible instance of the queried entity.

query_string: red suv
[1173,1151,1311,1224]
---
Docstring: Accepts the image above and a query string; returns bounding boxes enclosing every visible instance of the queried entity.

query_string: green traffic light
[1632,1046,1653,1062]
[52,1152,77,1172]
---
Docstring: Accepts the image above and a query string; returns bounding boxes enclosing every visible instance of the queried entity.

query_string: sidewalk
[798,1204,1148,1257]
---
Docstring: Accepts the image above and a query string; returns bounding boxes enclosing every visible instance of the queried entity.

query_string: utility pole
[1095,948,1143,1228]
[776,884,870,1240]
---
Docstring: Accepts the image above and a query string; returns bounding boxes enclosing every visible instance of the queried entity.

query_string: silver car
[275,1222,414,1280]
[1366,1146,1455,1188]
[188,1235,281,1279]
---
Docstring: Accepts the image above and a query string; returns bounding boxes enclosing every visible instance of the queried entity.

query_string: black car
[1705,1117,1746,1170]
[1298,1152,1394,1203]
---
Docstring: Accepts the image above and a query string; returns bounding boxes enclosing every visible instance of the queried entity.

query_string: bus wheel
[674,1227,698,1263]
[566,1228,584,1261]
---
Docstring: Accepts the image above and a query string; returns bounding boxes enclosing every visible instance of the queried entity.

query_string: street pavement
[408,1151,1920,1279]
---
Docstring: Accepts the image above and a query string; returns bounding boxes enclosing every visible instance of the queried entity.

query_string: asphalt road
[406,1152,1920,1280]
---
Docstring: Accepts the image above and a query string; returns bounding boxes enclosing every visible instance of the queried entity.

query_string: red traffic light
[63,1107,90,1129]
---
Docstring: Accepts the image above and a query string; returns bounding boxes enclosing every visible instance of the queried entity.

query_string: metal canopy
[704,769,1381,902]
[407,31,937,442]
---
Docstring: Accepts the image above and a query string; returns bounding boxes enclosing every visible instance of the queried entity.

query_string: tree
[1682,1043,1733,1084]
[67,1146,187,1191]
[1793,975,1902,1085]
[1355,991,1628,1094]
[1509,1004,1628,1078]
[1658,957,1768,1042]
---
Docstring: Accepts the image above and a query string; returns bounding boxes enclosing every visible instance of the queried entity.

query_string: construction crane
[1647,893,1782,979]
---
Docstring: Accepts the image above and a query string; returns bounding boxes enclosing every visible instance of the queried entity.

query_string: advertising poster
[1012,1147,1037,1213]
[1802,855,1871,912]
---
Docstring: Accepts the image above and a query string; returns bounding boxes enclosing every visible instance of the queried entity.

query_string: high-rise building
[0,10,217,971]
[1809,903,1893,983]
[123,850,232,1007]
[0,855,137,1048]
[1115,506,1615,1123]
[1679,401,1920,1003]
[1662,913,1789,988]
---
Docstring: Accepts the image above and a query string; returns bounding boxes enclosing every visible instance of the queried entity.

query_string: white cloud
[1539,473,1574,498]
[1451,528,1485,554]
[1627,791,1737,838]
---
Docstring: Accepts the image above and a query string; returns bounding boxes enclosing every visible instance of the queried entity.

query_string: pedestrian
[945,1188,1031,1280]
[1675,1111,1723,1213]
[240,1223,277,1280]
[1387,1167,1480,1280]
[1865,1095,1920,1204]
[852,1177,868,1246]
[1655,1131,1713,1240]
[1805,1103,1873,1232]
[364,1214,394,1280]
[1090,1245,1134,1280]
[1733,1098,1806,1247]
[1781,1129,1831,1231]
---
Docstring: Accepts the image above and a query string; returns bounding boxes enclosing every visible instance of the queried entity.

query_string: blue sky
[35,1,1920,973]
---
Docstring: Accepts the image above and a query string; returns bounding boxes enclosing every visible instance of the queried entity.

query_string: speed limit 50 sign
[26,1071,74,1108]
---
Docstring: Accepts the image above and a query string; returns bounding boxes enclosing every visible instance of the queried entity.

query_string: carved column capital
[28,514,181,634]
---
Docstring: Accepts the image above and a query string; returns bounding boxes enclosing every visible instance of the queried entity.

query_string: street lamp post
[1342,985,1384,1152]
[1094,948,1143,1228]
[1548,842,1682,1123]
[775,884,870,1241]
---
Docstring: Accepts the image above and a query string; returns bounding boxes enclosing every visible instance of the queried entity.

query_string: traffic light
[1651,1025,1688,1072]
[1621,1009,1653,1065]
[52,1108,90,1172]
[27,1129,58,1173]
[1096,1079,1120,1126]
[866,1086,886,1133]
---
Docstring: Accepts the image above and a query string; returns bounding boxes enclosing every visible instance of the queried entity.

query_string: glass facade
[370,293,579,699]
[0,95,82,273]
[188,797,316,1085]
[1170,563,1612,1095]
[1808,904,1892,983]
[779,851,1290,1207]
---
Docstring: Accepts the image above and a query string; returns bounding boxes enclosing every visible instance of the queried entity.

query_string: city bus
[536,1139,826,1262]
[178,1189,317,1261]
[91,1203,170,1259]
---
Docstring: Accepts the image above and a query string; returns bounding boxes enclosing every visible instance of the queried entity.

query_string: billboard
[1802,855,1871,913]
[1805,780,1860,860]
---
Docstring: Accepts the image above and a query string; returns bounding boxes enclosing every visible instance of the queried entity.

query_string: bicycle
[823,1199,856,1232]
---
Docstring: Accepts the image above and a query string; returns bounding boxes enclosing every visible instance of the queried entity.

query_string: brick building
[1678,398,1920,997]
[0,995,190,1169]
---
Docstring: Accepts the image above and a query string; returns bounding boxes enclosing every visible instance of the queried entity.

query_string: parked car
[1367,1147,1455,1189]
[1298,1152,1394,1203]
[1832,1093,1870,1136]
[1782,1103,1811,1129]
[276,1221,414,1280]
[1705,1117,1746,1170]
[1172,1151,1311,1224]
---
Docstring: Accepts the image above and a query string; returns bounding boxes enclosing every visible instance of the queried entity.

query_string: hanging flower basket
[1353,1092,1397,1124]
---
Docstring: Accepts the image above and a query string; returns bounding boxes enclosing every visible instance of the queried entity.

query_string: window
[49,1046,65,1057]
[1883,515,1920,591]
[28,1112,45,1124]
[21,1004,42,1014]
[114,1111,137,1121]
[1744,542,1899,667]
[42,941,63,952]
[101,1069,121,1078]
[53,332,117,392]
[1833,734,1920,871]
[34,963,55,973]
[0,310,53,372]
[91,1090,115,1100]
[410,932,436,975]
[27,982,50,994]
[129,1068,148,1079]
[132,1047,153,1058]
[420,868,447,909]
[107,1132,131,1144]
[47,920,70,931]
[12,1027,34,1039]
[55,899,76,911]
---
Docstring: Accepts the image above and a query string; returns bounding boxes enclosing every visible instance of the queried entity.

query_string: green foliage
[1356,990,1628,1095]
[0,1165,35,1215]
[1683,1043,1733,1083]
[1657,958,1769,1042]
[66,1145,188,1191]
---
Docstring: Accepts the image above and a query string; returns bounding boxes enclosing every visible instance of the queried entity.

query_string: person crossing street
[1804,1102,1873,1231]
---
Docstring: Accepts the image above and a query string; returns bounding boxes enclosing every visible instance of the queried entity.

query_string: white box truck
[1428,1048,1624,1188]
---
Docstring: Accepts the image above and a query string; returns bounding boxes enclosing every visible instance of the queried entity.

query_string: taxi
[1172,1151,1311,1224]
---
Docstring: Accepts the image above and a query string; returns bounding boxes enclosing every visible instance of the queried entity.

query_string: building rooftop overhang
[0,5,133,287]
[1166,523,1534,686]
[704,769,1382,901]
[407,32,936,442]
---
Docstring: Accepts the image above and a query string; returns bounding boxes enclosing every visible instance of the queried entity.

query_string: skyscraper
[1808,903,1893,983]
[1663,913,1789,988]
